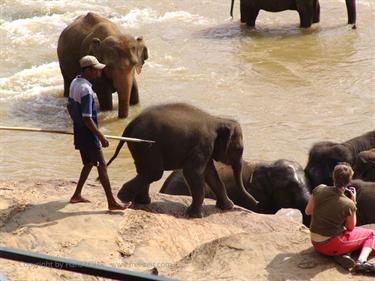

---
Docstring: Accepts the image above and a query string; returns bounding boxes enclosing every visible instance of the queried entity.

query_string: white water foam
[0,62,62,102]
[0,14,68,46]
[353,0,375,8]
[111,8,214,29]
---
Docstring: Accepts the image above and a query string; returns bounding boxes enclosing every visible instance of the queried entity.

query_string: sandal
[333,254,355,270]
[353,261,375,273]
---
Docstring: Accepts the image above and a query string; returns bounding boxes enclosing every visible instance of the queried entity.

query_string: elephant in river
[305,130,375,191]
[230,0,356,28]
[353,149,375,182]
[57,12,148,118]
[106,103,259,218]
[160,159,311,227]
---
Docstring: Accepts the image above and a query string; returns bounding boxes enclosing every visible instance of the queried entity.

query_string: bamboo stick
[0,126,155,144]
[0,246,175,281]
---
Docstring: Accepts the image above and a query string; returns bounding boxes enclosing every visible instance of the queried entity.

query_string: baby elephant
[107,103,258,217]
[161,159,311,227]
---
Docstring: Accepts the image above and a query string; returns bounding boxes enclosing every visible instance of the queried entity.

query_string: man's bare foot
[108,201,132,211]
[70,196,91,203]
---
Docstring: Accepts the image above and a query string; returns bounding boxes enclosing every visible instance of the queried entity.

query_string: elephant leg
[182,146,213,218]
[204,160,234,210]
[118,175,148,203]
[240,0,258,26]
[183,168,205,218]
[134,178,152,204]
[297,3,313,28]
[97,93,113,110]
[245,9,259,27]
[312,0,320,23]
[63,76,71,97]
[345,0,356,25]
[129,78,139,105]
[298,12,312,28]
[93,82,113,110]
[240,0,247,23]
[125,143,164,204]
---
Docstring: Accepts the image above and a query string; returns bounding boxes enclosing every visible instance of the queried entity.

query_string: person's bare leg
[70,164,92,203]
[353,246,375,272]
[97,164,131,210]
[357,247,373,263]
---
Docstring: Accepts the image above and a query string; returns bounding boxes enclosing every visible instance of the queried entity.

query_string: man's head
[79,55,105,80]
[333,162,354,188]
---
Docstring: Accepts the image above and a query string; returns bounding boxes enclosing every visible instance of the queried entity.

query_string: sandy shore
[0,179,374,281]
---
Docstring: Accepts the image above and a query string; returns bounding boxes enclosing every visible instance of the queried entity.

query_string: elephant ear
[213,124,233,162]
[354,151,375,179]
[88,38,102,59]
[338,143,355,164]
[90,36,123,68]
[353,155,366,178]
[248,165,274,211]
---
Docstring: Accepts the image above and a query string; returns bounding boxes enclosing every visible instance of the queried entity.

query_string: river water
[0,0,374,189]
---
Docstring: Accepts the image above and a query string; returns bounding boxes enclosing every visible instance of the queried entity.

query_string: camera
[344,186,354,198]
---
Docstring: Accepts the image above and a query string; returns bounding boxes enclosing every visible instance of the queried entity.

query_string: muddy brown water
[0,0,374,190]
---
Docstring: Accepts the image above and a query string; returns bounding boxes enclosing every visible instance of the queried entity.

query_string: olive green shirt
[310,185,357,237]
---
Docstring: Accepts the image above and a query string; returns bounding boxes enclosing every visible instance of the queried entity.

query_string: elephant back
[57,12,119,80]
[124,103,218,139]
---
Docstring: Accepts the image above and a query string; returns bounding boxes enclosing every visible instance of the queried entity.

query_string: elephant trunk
[232,161,259,208]
[230,0,235,17]
[345,0,356,26]
[112,68,134,119]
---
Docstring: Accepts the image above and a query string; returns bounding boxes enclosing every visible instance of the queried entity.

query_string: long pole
[0,246,175,281]
[0,126,155,144]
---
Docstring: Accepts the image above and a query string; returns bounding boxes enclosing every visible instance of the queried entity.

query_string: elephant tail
[230,0,235,18]
[107,120,136,168]
[107,140,126,168]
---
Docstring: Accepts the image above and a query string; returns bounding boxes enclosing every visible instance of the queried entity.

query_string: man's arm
[345,187,357,230]
[345,211,356,231]
[305,195,314,216]
[82,117,109,147]
[67,100,74,120]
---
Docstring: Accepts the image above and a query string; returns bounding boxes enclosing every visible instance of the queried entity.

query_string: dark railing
[0,247,177,281]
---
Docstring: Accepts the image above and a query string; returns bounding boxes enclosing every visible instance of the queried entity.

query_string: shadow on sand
[265,248,353,280]
[0,200,124,233]
[131,194,250,219]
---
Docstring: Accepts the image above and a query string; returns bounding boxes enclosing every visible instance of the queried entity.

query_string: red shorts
[313,227,375,256]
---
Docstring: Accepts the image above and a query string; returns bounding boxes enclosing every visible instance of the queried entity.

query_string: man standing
[67,55,130,210]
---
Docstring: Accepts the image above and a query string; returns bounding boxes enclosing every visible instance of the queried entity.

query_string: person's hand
[346,186,357,203]
[99,135,109,148]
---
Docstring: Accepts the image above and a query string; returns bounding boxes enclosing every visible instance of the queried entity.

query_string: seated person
[305,162,375,272]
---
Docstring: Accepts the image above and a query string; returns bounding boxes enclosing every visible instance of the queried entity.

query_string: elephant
[305,130,375,191]
[106,102,259,218]
[353,149,375,182]
[160,159,311,227]
[57,12,148,118]
[230,0,356,28]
